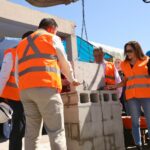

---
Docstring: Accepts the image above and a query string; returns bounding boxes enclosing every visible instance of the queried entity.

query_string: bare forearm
[116,80,126,88]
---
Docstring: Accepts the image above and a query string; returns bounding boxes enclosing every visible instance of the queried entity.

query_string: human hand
[72,80,81,86]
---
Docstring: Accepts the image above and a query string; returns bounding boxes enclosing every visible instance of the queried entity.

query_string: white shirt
[53,35,76,83]
[0,52,13,95]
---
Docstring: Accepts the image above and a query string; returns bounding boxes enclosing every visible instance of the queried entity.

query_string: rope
[78,0,91,62]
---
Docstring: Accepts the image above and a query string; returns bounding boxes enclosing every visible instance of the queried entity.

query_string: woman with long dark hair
[108,41,150,150]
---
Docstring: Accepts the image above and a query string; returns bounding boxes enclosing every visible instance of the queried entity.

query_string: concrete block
[81,141,93,150]
[112,104,122,119]
[93,137,105,150]
[64,106,79,123]
[104,135,116,150]
[67,139,80,150]
[116,147,125,150]
[74,61,105,91]
[80,121,103,140]
[70,123,80,140]
[100,92,110,103]
[112,118,124,134]
[90,104,102,122]
[79,92,90,104]
[64,103,92,123]
[67,139,93,150]
[65,123,70,137]
[100,90,119,105]
[101,103,113,120]
[114,132,125,148]
[90,91,100,103]
[61,92,79,106]
[103,120,114,135]
[78,104,92,123]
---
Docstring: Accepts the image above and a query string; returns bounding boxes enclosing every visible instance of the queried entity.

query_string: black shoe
[136,145,143,150]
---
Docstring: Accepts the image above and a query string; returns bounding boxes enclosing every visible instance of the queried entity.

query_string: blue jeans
[127,98,150,145]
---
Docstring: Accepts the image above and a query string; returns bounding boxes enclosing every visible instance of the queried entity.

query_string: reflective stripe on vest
[6,71,18,88]
[126,84,150,90]
[127,74,150,80]
[19,53,58,64]
[18,30,62,91]
[105,75,115,80]
[19,66,60,77]
[6,82,18,88]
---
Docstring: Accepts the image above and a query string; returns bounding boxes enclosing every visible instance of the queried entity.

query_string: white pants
[20,87,67,150]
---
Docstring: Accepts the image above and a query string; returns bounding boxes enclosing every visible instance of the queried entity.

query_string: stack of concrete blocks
[61,90,125,150]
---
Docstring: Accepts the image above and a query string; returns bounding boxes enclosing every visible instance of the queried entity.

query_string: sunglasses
[125,49,134,54]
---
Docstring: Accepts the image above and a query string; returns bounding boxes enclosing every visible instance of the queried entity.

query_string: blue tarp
[0,36,113,65]
[76,36,112,62]
[0,37,20,66]
[146,50,150,56]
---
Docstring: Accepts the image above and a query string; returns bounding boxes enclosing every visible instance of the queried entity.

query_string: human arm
[0,53,13,95]
[114,67,122,98]
[53,36,80,86]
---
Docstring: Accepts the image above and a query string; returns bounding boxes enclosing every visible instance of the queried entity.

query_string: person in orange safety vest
[0,31,33,150]
[107,41,150,150]
[93,46,122,98]
[15,18,80,150]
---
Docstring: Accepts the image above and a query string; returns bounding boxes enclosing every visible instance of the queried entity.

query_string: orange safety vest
[17,30,62,92]
[121,56,150,100]
[105,62,115,85]
[1,48,20,101]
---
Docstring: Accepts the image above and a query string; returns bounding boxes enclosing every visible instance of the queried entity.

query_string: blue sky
[11,0,150,52]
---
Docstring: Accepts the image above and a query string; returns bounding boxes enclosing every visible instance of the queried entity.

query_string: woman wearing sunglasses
[108,41,150,150]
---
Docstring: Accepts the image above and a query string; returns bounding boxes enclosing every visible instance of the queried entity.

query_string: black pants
[7,100,25,150]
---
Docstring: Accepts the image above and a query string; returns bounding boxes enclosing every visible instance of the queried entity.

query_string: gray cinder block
[93,137,105,150]
[80,121,103,140]
[90,91,100,103]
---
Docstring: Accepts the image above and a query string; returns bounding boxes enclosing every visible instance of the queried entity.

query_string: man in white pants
[16,18,80,150]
